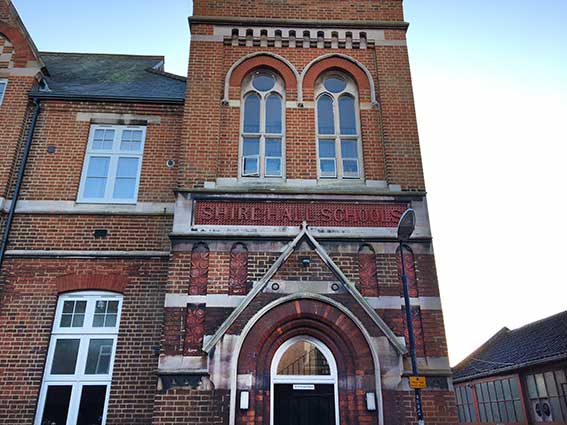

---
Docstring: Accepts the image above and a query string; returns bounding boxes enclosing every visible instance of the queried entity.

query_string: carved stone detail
[189,243,209,295]
[229,243,248,295]
[184,303,206,355]
[397,246,418,298]
[402,305,425,357]
[358,245,378,296]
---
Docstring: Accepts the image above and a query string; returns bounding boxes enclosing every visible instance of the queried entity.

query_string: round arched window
[315,71,361,180]
[271,336,339,425]
[241,69,285,179]
[277,339,331,376]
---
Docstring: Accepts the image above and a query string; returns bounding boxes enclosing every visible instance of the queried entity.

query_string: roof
[453,310,567,382]
[32,52,186,103]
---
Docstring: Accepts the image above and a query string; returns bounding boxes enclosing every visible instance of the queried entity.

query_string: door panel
[274,384,335,425]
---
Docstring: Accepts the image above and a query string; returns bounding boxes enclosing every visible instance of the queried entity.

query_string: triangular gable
[203,223,406,354]
[0,1,43,67]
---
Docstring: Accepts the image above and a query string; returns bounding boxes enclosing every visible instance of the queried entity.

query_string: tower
[157,1,457,424]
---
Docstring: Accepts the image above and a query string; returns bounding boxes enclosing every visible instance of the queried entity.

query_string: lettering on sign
[293,384,315,391]
[409,376,427,389]
[194,201,408,228]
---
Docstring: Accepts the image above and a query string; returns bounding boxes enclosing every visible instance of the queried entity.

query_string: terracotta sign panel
[194,200,408,228]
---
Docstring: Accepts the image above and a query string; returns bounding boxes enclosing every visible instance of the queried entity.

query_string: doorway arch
[231,295,385,425]
[270,336,339,425]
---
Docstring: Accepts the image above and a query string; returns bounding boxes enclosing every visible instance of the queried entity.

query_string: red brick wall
[382,390,458,425]
[7,214,172,251]
[0,73,36,199]
[375,42,425,190]
[0,257,167,425]
[183,43,397,186]
[12,101,183,202]
[193,0,405,22]
[152,389,229,424]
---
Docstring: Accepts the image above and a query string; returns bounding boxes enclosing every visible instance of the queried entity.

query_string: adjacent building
[0,0,457,424]
[453,310,567,425]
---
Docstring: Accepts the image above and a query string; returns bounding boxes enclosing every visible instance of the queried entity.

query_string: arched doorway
[271,336,339,425]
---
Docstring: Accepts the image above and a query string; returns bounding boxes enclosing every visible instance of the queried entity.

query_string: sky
[12,1,567,365]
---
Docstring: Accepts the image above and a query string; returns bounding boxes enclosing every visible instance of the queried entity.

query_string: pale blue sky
[12,1,567,365]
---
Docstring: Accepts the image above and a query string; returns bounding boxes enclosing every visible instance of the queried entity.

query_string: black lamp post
[397,208,425,425]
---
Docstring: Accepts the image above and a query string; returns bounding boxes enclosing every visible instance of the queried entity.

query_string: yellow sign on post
[409,376,427,389]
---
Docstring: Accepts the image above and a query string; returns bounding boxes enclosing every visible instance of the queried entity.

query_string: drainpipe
[0,97,41,270]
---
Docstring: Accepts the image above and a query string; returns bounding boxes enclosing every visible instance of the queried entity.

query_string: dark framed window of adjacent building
[455,375,525,424]
[525,367,567,423]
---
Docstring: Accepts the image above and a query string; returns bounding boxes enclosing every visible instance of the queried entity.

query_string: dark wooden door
[274,384,335,425]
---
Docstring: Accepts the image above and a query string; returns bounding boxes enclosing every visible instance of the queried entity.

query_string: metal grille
[194,200,408,228]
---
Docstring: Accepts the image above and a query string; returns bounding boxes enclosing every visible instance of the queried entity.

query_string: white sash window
[78,125,146,203]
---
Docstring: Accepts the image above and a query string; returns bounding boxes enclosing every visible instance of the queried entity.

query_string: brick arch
[54,273,129,294]
[236,298,379,425]
[0,22,37,66]
[301,54,377,104]
[224,52,299,101]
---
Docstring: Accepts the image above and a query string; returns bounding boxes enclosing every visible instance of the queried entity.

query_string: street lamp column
[397,208,425,425]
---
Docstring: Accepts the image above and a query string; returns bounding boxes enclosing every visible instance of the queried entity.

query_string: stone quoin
[0,0,457,424]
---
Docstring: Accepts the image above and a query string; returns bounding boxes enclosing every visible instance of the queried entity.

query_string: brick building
[0,0,457,424]
[453,310,567,425]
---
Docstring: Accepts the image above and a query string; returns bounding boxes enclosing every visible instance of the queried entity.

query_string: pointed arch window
[316,72,361,179]
[241,70,285,178]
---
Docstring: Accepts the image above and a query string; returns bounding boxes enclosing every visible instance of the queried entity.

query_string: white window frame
[270,335,339,425]
[239,70,286,180]
[315,72,363,180]
[0,79,7,106]
[35,291,123,425]
[77,124,146,204]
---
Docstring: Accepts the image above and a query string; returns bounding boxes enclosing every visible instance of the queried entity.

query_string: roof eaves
[39,51,165,62]
[453,352,567,383]
[29,92,184,105]
[145,67,187,82]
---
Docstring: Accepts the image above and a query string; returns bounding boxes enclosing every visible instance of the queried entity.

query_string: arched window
[241,69,285,178]
[271,336,339,425]
[316,72,361,179]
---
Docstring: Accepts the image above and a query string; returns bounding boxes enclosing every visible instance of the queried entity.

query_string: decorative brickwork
[229,243,248,295]
[184,303,206,355]
[402,305,426,358]
[236,298,378,425]
[397,245,419,297]
[189,243,209,295]
[194,200,407,227]
[359,244,378,296]
[53,273,129,294]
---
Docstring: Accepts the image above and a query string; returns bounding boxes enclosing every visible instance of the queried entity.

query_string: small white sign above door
[293,384,315,390]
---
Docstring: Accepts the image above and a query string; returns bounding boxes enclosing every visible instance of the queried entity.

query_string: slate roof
[32,52,186,103]
[453,310,567,382]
